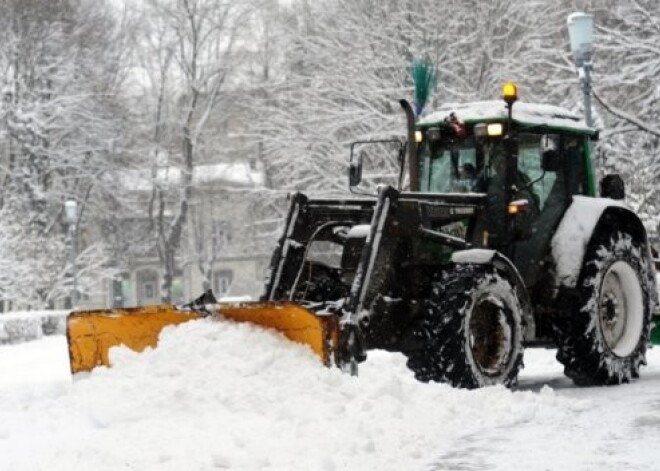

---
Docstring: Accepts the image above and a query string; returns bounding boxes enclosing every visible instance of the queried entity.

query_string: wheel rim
[469,296,512,376]
[598,261,644,357]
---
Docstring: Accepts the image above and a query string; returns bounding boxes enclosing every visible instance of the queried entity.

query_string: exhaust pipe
[399,100,419,191]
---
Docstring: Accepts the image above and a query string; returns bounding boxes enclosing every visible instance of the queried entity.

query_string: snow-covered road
[1,318,660,470]
[431,349,660,470]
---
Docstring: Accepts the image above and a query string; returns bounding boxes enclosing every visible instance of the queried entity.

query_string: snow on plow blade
[67,302,339,374]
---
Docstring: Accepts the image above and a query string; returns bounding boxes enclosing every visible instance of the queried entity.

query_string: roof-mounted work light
[502,82,518,105]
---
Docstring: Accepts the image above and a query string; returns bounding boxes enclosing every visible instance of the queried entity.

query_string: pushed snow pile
[3,318,660,470]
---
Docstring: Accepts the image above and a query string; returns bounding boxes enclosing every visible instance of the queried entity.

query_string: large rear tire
[554,231,653,385]
[405,265,525,389]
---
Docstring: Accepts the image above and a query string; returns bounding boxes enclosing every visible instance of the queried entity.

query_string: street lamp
[567,12,595,127]
[65,200,78,307]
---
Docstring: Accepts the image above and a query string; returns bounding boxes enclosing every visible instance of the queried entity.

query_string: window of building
[213,269,233,297]
[112,274,130,308]
[171,276,185,305]
[137,269,159,304]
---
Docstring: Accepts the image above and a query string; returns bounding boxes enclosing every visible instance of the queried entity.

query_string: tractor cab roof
[417,101,597,136]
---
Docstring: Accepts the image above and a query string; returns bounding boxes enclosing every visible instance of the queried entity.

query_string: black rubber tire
[405,264,525,389]
[554,231,653,386]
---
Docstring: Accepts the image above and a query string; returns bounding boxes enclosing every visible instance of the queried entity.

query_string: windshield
[418,132,565,211]
[418,135,499,193]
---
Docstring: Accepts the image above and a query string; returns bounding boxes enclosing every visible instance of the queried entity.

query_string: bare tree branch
[593,89,660,138]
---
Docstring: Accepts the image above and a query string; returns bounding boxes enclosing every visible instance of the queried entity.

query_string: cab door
[511,134,586,287]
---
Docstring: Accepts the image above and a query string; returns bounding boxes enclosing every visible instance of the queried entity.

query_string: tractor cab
[411,87,599,284]
[414,97,597,199]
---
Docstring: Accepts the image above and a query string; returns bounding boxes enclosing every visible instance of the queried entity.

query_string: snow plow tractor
[67,83,659,389]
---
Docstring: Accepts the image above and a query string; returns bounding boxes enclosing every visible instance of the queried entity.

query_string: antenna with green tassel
[411,58,437,118]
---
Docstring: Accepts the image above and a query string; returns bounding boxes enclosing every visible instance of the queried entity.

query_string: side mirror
[600,174,625,200]
[541,149,561,172]
[348,139,404,194]
[348,151,363,188]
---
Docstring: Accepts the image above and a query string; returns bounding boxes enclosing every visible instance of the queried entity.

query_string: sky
[3,315,660,470]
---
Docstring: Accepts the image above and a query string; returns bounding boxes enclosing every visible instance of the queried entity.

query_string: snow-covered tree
[0,0,132,308]
[588,0,660,236]
[133,0,260,301]
[248,0,583,195]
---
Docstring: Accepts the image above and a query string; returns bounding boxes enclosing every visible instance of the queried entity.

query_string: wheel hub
[600,291,625,347]
[598,261,644,357]
[469,297,512,376]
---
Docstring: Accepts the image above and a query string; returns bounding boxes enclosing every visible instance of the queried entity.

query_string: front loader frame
[264,192,375,302]
[264,186,487,368]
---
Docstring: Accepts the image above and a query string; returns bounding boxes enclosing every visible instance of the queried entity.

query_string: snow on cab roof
[418,100,596,133]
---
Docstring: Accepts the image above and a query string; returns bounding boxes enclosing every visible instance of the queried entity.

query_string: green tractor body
[263,90,659,388]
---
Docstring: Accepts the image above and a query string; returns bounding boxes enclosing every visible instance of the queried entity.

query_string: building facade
[81,160,274,309]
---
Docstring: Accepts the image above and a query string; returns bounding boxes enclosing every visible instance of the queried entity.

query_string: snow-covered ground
[2,317,660,471]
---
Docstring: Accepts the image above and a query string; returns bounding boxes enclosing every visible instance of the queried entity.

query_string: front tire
[405,264,525,389]
[555,231,653,385]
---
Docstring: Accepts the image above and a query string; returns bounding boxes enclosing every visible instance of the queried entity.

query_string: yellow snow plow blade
[67,301,339,374]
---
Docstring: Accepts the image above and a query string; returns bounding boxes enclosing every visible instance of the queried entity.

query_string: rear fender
[552,196,653,286]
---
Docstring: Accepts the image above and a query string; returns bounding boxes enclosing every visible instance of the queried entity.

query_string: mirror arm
[521,170,546,191]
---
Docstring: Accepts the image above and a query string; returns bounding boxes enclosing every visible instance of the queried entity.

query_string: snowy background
[1,1,660,469]
[0,0,658,309]
[2,314,660,471]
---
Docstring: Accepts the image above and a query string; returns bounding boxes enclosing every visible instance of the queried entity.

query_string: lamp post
[567,12,595,127]
[65,200,78,307]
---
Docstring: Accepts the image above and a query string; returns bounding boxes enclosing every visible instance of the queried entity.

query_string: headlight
[487,123,503,137]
